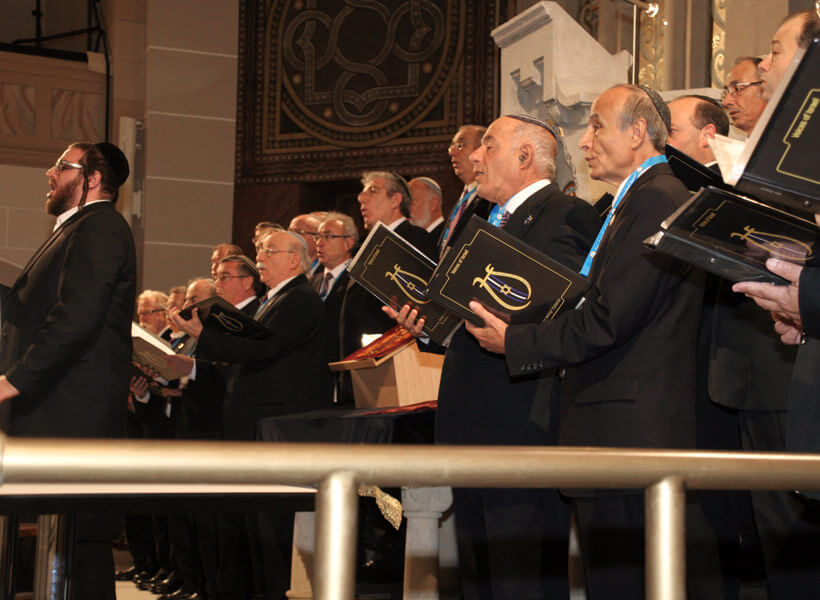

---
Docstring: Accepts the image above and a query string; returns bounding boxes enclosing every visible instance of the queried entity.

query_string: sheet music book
[179,296,272,339]
[719,38,820,213]
[425,215,590,327]
[346,224,461,345]
[644,186,819,284]
[131,322,179,381]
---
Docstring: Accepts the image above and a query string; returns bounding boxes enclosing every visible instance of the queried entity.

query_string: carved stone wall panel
[0,83,36,136]
[51,89,105,142]
[236,0,504,185]
[0,50,106,167]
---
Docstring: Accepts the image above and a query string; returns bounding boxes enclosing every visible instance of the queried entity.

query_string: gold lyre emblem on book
[385,264,431,304]
[213,312,245,332]
[472,264,532,311]
[730,225,813,262]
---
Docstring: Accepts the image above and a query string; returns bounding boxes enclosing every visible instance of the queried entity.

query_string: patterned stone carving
[51,89,104,142]
[0,83,36,136]
[711,0,726,88]
[237,0,503,184]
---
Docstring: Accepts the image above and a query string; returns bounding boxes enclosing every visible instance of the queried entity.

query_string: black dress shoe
[159,587,199,600]
[115,565,137,581]
[138,567,170,590]
[132,567,159,586]
[151,572,184,595]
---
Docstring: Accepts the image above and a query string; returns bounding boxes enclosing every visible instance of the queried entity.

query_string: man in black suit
[357,170,436,258]
[408,177,445,241]
[311,212,357,368]
[0,141,136,600]
[337,172,435,373]
[439,124,491,254]
[393,114,599,599]
[215,255,262,317]
[466,85,704,599]
[728,12,820,598]
[667,95,728,166]
[170,230,330,600]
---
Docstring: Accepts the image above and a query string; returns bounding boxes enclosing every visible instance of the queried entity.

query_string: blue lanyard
[579,155,668,277]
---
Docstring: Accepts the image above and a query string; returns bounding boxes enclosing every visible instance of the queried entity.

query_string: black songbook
[665,145,728,193]
[730,38,820,213]
[425,215,590,327]
[644,186,819,285]
[179,296,271,339]
[346,224,461,345]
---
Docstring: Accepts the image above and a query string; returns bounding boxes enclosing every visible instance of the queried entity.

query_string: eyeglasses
[448,141,469,151]
[214,273,249,282]
[721,81,762,99]
[137,308,166,317]
[53,159,85,173]
[313,233,351,242]
[258,248,295,256]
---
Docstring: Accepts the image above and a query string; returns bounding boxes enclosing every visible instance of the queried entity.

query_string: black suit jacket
[786,266,820,471]
[506,163,704,453]
[708,281,796,411]
[176,297,261,439]
[394,219,436,260]
[436,182,600,446]
[195,275,330,440]
[437,195,493,255]
[0,202,137,438]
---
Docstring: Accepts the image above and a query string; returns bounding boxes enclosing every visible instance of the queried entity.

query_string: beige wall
[139,0,239,292]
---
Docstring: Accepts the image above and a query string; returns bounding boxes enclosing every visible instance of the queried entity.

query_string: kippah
[505,114,558,139]
[390,172,412,198]
[413,176,442,196]
[94,142,130,187]
[636,85,672,133]
[689,94,724,110]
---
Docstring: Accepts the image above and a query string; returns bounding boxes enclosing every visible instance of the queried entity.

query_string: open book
[132,322,178,381]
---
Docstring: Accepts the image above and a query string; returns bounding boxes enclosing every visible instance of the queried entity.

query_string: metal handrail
[3,434,820,600]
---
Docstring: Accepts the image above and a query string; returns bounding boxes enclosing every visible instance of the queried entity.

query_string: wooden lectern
[329,325,443,408]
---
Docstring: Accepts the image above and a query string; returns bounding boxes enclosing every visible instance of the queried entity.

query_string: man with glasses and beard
[0,142,136,600]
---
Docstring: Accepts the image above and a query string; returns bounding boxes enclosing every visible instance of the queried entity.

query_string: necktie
[498,210,511,229]
[253,295,272,320]
[319,272,333,299]
[441,186,475,248]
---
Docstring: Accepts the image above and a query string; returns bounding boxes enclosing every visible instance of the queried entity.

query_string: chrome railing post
[314,471,358,600]
[645,476,685,600]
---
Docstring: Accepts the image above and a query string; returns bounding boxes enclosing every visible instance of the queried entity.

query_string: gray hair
[282,230,310,272]
[321,211,360,246]
[362,171,412,217]
[613,84,669,152]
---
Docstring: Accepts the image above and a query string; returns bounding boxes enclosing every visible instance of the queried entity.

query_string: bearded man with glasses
[0,141,136,599]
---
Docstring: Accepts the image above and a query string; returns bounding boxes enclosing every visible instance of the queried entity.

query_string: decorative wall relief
[0,83,36,136]
[638,0,666,89]
[236,0,503,184]
[711,0,726,88]
[51,89,104,142]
